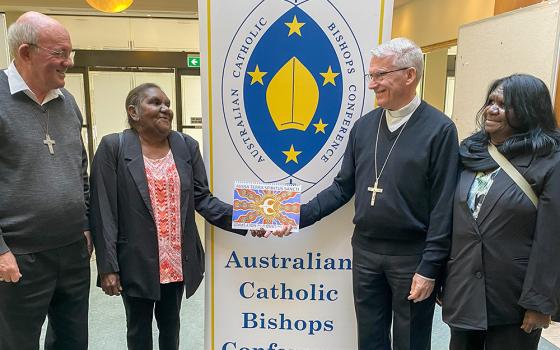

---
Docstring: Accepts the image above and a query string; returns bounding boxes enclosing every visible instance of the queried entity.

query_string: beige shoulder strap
[488,143,538,208]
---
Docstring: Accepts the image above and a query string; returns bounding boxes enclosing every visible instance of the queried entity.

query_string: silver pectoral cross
[43,134,56,155]
[368,181,383,206]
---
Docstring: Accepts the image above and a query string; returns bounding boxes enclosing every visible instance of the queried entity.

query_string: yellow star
[285,15,305,37]
[320,66,340,86]
[283,144,302,164]
[247,65,267,85]
[313,118,328,134]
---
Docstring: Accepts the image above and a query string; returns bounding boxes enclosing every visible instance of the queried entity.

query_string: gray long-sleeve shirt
[0,72,89,254]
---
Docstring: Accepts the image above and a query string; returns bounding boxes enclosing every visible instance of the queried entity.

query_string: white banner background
[198,1,393,349]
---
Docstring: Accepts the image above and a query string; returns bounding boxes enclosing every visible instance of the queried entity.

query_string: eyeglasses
[365,67,410,82]
[27,43,75,61]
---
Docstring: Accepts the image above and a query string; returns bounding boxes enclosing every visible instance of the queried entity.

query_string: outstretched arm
[300,126,357,229]
[187,136,245,235]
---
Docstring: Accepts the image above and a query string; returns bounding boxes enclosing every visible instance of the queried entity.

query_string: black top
[89,130,244,300]
[301,101,459,279]
[443,141,560,329]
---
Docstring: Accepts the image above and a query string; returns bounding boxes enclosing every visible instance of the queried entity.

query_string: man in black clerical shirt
[294,37,459,350]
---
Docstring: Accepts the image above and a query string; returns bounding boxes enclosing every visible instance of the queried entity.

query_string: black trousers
[450,325,542,350]
[353,245,436,350]
[121,282,184,350]
[0,238,91,350]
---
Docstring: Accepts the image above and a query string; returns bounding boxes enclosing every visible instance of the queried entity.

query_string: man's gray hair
[7,20,39,59]
[371,37,423,82]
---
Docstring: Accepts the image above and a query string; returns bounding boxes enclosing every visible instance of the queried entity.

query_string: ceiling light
[86,0,134,13]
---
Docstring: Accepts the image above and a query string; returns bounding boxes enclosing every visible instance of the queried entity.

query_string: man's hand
[100,272,122,296]
[521,310,551,333]
[407,273,435,303]
[250,225,292,238]
[0,251,22,283]
[84,230,93,257]
[271,225,292,237]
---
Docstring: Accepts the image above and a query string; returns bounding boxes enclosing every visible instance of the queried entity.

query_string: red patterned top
[144,150,183,283]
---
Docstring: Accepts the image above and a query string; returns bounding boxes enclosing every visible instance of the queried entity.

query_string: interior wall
[494,0,542,14]
[452,1,560,140]
[0,14,8,68]
[392,0,495,47]
[88,71,177,150]
[4,11,23,27]
[422,48,448,111]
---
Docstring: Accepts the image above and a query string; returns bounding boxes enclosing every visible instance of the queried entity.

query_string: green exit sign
[187,55,200,68]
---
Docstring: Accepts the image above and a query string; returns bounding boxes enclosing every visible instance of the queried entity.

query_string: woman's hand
[250,228,270,238]
[250,225,293,238]
[521,309,551,333]
[101,272,123,296]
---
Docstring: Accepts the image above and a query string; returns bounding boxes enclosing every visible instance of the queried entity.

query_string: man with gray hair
[0,11,91,350]
[299,37,459,349]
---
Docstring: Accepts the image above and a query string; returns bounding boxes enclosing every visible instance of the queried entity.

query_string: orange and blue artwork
[232,182,301,231]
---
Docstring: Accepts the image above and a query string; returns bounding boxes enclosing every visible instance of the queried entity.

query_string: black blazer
[90,129,244,300]
[443,150,560,329]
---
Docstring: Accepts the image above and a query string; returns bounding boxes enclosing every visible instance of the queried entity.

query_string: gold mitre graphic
[266,57,319,131]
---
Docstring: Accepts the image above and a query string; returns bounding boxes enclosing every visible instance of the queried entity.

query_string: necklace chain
[34,108,50,136]
[374,110,410,183]
[33,107,56,155]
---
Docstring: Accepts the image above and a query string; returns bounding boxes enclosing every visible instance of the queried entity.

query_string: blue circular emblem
[222,0,366,192]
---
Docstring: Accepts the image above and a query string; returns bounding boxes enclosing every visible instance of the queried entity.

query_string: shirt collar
[385,95,421,132]
[4,61,64,105]
[386,95,421,119]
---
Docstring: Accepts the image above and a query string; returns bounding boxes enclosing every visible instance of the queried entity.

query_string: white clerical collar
[385,95,421,132]
[4,61,64,106]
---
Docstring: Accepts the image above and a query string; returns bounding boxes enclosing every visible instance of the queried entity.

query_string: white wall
[52,15,199,52]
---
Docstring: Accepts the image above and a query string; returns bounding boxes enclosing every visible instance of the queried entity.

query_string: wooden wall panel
[494,0,542,15]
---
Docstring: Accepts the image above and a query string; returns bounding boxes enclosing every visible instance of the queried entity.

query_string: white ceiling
[0,0,412,18]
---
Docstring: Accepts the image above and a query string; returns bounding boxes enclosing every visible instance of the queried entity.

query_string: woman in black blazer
[90,83,244,350]
[442,74,560,350]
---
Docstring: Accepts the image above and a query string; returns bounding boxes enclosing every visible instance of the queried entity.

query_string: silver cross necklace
[35,108,56,155]
[368,110,410,206]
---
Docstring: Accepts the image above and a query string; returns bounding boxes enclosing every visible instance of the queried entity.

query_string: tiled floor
[39,261,559,350]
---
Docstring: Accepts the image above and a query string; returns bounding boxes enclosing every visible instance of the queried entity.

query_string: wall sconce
[86,0,134,13]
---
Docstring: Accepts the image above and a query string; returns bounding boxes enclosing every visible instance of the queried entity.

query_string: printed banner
[198,0,393,349]
[233,182,301,231]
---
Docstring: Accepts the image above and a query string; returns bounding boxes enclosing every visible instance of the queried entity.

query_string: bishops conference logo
[222,0,366,191]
